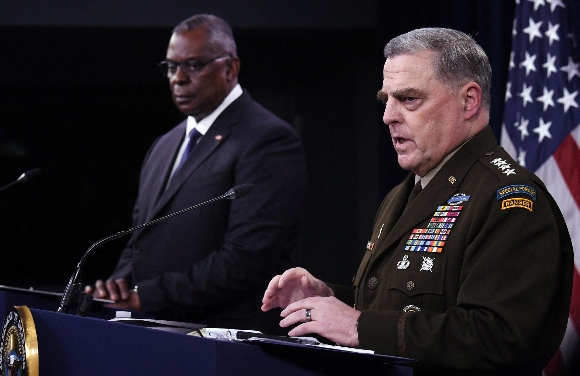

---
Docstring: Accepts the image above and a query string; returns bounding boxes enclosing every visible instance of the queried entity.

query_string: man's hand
[280,296,361,347]
[105,290,142,311]
[85,278,131,301]
[85,278,141,311]
[261,267,334,312]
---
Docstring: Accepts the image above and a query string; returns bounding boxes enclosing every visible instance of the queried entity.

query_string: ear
[226,57,241,82]
[461,82,482,121]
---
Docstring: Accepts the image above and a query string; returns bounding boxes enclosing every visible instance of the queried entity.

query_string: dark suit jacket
[110,91,308,333]
[332,127,573,375]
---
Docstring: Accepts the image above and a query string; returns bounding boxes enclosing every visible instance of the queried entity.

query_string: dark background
[0,1,577,292]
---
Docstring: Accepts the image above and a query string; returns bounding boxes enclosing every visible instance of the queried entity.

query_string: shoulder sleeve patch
[501,198,534,212]
[497,184,537,201]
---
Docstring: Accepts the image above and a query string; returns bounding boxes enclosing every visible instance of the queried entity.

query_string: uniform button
[406,281,415,290]
[367,277,379,289]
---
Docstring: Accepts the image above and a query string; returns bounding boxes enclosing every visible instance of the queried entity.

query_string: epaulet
[478,148,528,182]
[479,147,539,213]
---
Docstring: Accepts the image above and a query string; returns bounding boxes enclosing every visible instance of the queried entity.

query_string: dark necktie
[404,180,422,212]
[176,128,202,171]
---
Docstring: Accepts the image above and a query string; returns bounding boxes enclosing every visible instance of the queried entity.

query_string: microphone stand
[57,185,253,315]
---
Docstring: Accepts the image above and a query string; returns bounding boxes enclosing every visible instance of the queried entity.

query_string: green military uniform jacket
[332,127,573,374]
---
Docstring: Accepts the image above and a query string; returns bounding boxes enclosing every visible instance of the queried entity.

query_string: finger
[278,267,305,287]
[280,307,313,327]
[281,297,314,317]
[262,275,282,300]
[279,310,300,327]
[84,285,93,294]
[300,275,312,291]
[261,295,279,312]
[288,322,318,337]
[94,279,108,298]
[114,279,131,300]
[105,279,121,301]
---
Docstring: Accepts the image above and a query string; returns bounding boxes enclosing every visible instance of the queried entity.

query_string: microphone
[0,168,42,193]
[57,183,254,315]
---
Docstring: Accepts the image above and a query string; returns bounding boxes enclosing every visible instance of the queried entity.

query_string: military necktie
[404,180,422,212]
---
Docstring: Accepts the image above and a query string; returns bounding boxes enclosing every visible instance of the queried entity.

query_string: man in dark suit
[262,28,573,374]
[87,14,307,333]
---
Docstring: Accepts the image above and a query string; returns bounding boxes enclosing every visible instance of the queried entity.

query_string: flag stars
[546,0,566,12]
[505,0,578,177]
[523,17,543,43]
[533,118,553,143]
[517,148,527,167]
[517,117,530,140]
[557,87,579,112]
[520,52,538,76]
[542,53,558,77]
[560,56,580,81]
[518,83,534,107]
[528,0,545,11]
[545,22,560,46]
[536,87,555,111]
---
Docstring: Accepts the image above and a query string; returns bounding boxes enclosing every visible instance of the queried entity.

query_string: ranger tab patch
[501,198,533,212]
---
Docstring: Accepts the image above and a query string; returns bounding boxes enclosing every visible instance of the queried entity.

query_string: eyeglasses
[158,53,231,78]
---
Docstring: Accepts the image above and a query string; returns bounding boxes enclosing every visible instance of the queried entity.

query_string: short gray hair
[173,14,237,57]
[384,28,491,109]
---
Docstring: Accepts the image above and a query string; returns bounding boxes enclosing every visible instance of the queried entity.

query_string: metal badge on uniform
[396,255,410,270]
[420,256,435,272]
[496,184,537,201]
[366,241,375,251]
[367,276,379,289]
[447,193,470,205]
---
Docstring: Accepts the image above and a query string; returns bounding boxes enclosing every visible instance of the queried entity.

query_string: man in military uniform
[261,28,573,375]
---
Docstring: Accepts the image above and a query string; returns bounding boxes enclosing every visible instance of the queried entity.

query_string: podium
[0,287,415,375]
[0,285,62,315]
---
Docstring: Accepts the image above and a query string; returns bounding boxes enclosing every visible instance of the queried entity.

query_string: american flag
[501,0,580,374]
